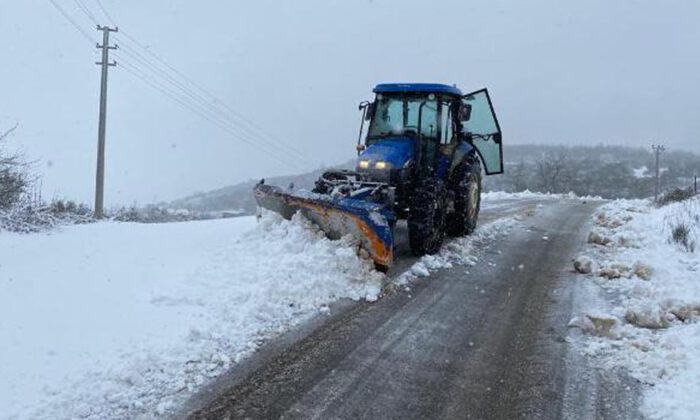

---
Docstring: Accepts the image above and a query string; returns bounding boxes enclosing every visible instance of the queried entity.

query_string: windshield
[367,94,438,140]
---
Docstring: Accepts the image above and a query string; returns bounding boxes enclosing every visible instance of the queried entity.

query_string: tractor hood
[358,137,413,170]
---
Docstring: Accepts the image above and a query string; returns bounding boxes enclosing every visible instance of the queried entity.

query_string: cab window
[367,94,438,140]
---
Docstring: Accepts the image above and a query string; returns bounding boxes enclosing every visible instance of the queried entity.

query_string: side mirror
[364,102,375,121]
[458,103,472,122]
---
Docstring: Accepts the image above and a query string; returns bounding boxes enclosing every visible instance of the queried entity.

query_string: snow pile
[394,217,517,285]
[0,212,382,419]
[568,312,620,338]
[570,196,700,419]
[573,255,595,274]
[482,189,603,201]
[633,166,650,179]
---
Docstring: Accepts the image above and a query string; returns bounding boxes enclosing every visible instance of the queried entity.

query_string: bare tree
[0,123,18,142]
[535,151,569,193]
[510,159,530,192]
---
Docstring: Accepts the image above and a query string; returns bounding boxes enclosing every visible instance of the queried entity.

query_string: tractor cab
[357,83,503,179]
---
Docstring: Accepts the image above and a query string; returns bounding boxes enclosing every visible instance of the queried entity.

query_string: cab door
[461,89,503,175]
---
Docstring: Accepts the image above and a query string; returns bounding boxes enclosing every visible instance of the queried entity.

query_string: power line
[74,0,99,25]
[117,59,303,169]
[115,58,303,169]
[48,0,309,171]
[94,0,115,25]
[88,1,310,164]
[115,41,310,163]
[117,32,310,162]
[116,30,309,161]
[113,53,302,166]
[47,0,95,44]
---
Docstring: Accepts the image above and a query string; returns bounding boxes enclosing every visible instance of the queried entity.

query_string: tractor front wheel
[408,179,446,256]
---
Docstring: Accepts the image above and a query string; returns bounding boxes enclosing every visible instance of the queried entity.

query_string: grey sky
[1,0,699,205]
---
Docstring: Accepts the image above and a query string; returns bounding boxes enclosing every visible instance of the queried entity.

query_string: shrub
[665,197,699,252]
[0,204,57,233]
[670,222,695,252]
[0,126,93,232]
[657,187,696,207]
[50,199,92,217]
[0,127,32,210]
[112,206,141,222]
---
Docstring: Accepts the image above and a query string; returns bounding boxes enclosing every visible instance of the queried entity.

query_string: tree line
[483,144,700,199]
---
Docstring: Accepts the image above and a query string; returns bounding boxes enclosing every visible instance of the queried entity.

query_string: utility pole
[652,144,666,202]
[94,25,118,219]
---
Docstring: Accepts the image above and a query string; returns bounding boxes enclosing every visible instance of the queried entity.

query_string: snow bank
[482,189,603,201]
[394,216,517,286]
[571,196,700,419]
[0,212,382,419]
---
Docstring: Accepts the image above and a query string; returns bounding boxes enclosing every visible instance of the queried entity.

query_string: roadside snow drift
[394,216,517,286]
[0,212,382,419]
[570,196,700,420]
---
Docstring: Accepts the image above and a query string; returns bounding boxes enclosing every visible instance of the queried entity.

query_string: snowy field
[570,196,700,419]
[0,213,382,419]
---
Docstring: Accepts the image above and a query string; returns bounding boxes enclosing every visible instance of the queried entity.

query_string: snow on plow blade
[254,183,394,268]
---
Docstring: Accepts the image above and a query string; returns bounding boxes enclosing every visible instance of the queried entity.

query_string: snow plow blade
[253,183,394,269]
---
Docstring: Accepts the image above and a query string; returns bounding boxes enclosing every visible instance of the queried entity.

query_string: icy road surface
[183,198,640,419]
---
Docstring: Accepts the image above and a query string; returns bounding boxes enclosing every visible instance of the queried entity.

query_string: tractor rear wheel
[447,162,481,236]
[408,178,446,256]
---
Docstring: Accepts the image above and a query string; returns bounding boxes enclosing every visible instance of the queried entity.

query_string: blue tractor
[254,83,503,271]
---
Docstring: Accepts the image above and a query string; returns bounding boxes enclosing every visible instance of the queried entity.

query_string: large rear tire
[447,162,481,236]
[408,178,446,256]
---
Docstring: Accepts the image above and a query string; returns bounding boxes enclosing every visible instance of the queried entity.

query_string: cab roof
[373,83,462,97]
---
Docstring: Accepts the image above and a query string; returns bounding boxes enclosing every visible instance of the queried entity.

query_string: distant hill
[167,162,352,214]
[167,144,700,214]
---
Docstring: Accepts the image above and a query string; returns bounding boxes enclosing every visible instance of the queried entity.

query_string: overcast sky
[1,0,699,205]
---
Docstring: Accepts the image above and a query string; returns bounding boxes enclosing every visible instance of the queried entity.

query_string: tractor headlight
[358,160,370,169]
[375,161,389,170]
